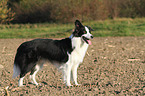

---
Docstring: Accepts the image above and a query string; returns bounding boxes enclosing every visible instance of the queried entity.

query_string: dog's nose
[91,36,93,39]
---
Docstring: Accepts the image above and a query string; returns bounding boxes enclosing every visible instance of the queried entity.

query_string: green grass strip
[0,18,145,38]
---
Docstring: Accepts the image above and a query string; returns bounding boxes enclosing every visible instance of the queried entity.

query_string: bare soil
[0,37,145,96]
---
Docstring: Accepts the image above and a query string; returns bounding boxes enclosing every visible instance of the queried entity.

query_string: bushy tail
[12,63,20,78]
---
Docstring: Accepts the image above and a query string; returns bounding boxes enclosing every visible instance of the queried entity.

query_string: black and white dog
[12,20,93,87]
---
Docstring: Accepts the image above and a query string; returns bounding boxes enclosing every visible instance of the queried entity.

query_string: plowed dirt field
[0,37,145,96]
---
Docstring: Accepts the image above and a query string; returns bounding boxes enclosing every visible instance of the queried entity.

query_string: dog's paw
[18,84,24,87]
[74,84,81,87]
[66,84,73,87]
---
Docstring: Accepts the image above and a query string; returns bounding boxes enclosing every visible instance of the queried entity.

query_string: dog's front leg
[65,63,72,86]
[71,64,81,86]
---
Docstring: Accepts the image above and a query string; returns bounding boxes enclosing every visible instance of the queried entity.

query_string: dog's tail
[12,63,20,78]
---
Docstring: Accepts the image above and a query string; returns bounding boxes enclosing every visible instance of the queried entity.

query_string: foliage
[10,0,108,23]
[0,0,15,24]
[9,0,145,23]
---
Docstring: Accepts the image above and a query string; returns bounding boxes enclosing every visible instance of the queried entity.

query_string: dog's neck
[70,37,89,62]
[71,37,88,49]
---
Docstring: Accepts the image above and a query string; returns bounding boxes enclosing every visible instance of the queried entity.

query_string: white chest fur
[57,37,89,86]
[70,37,89,64]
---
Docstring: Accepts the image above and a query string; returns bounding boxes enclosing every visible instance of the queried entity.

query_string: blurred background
[1,0,145,24]
[0,0,145,38]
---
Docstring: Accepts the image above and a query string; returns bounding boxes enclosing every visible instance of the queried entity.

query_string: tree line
[1,0,145,24]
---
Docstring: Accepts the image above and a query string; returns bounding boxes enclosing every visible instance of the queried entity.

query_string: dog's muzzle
[82,36,93,45]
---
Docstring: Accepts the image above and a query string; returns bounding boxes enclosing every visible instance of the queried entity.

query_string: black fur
[73,20,93,37]
[14,38,73,77]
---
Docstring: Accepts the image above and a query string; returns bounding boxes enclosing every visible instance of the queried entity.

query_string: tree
[0,0,15,24]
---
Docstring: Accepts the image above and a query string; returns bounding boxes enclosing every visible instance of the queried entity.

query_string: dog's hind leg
[30,60,45,85]
[18,76,25,87]
[30,65,41,85]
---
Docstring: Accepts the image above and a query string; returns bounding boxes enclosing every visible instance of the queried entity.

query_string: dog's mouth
[82,36,92,45]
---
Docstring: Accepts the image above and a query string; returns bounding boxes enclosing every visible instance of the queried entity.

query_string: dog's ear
[87,26,94,31]
[75,20,83,29]
[73,20,83,36]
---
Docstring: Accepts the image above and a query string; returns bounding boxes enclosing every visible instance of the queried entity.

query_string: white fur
[18,77,24,87]
[30,65,40,85]
[60,37,89,86]
[83,26,93,39]
[12,64,20,78]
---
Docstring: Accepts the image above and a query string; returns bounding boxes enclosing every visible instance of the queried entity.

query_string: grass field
[0,18,145,38]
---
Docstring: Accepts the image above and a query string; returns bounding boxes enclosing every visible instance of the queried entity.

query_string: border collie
[12,20,93,87]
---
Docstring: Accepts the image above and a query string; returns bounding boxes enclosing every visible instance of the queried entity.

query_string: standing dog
[12,20,93,87]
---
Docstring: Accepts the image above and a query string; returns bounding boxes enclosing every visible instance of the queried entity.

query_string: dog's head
[71,20,93,45]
